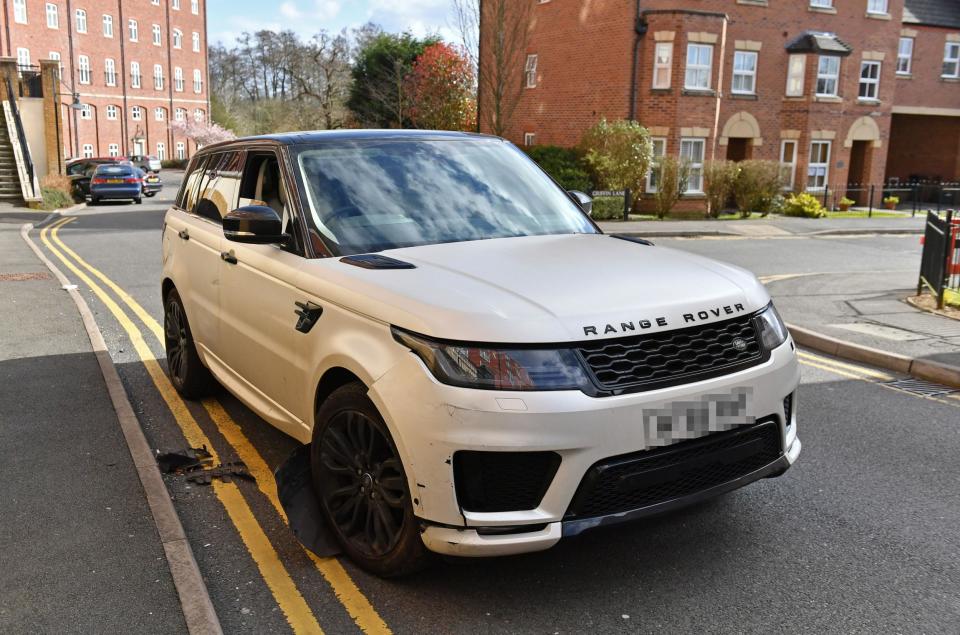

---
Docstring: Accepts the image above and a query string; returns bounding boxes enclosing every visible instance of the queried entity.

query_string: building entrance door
[847,140,872,204]
[726,138,751,162]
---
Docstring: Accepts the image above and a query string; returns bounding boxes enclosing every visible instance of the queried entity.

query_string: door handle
[220,250,237,264]
[294,301,323,333]
[178,229,190,240]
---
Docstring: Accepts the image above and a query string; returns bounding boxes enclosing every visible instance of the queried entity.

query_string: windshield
[295,138,596,255]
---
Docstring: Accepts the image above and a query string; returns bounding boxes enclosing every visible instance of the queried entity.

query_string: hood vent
[340,254,416,269]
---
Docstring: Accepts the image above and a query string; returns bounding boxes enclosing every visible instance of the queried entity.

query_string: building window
[154,64,164,90]
[816,56,840,96]
[810,0,832,7]
[680,138,705,193]
[173,0,181,8]
[646,138,667,193]
[173,29,183,48]
[524,55,538,88]
[79,104,92,120]
[131,106,143,121]
[652,42,672,89]
[192,31,201,52]
[151,0,159,4]
[175,107,186,121]
[49,51,61,78]
[82,144,94,158]
[106,104,118,120]
[523,132,535,147]
[46,3,59,28]
[732,51,758,94]
[13,0,26,24]
[786,54,806,96]
[16,48,30,68]
[152,24,162,46]
[191,0,199,15]
[684,43,713,90]
[896,38,913,75]
[193,69,202,93]
[108,143,119,157]
[78,55,91,84]
[944,42,960,78]
[155,107,165,121]
[807,141,831,190]
[174,67,184,91]
[157,142,166,161]
[130,61,141,88]
[105,58,117,86]
[867,0,888,14]
[75,9,87,33]
[176,142,186,160]
[129,19,138,42]
[858,61,880,100]
[193,108,204,122]
[103,14,113,37]
[780,140,797,190]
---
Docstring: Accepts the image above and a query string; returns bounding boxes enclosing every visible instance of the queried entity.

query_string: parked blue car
[89,164,143,205]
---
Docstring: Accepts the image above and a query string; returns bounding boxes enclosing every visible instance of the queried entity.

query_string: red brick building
[480,0,960,205]
[0,0,209,161]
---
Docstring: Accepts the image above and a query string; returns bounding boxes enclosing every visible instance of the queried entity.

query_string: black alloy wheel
[163,288,212,399]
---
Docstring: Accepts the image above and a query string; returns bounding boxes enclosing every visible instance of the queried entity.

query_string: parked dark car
[67,158,121,199]
[90,164,143,204]
[141,169,163,197]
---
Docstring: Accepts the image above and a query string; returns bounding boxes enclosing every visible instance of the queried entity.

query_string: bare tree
[288,30,352,130]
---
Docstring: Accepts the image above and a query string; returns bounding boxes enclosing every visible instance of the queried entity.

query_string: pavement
[599,214,928,238]
[0,220,187,633]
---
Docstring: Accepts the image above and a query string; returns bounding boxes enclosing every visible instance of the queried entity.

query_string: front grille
[565,420,782,519]
[454,451,561,513]
[577,314,765,393]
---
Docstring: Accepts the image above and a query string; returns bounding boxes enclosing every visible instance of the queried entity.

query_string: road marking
[50,216,390,635]
[797,351,894,381]
[42,218,325,635]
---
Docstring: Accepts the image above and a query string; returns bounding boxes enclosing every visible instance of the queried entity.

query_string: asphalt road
[33,181,960,634]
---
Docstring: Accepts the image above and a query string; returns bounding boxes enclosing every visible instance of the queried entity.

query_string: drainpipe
[628,0,647,121]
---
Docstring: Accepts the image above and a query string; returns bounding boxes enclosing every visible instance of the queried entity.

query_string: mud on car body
[161,130,800,576]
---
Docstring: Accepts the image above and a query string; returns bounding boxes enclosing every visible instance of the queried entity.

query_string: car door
[218,149,310,434]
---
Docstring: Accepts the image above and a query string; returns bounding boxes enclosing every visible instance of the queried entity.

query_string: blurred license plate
[147,177,159,182]
[643,388,754,446]
[107,178,123,183]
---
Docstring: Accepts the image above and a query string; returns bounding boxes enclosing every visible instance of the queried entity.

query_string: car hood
[298,233,771,344]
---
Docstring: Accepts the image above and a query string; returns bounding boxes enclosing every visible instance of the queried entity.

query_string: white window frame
[192,31,201,52]
[79,104,91,120]
[16,48,30,68]
[680,138,705,194]
[13,0,27,24]
[897,38,913,75]
[176,141,186,160]
[816,55,840,97]
[78,55,91,84]
[731,50,758,95]
[524,54,538,89]
[131,106,143,121]
[684,43,713,91]
[106,104,118,120]
[102,14,113,38]
[155,107,165,121]
[193,69,202,93]
[82,144,94,159]
[810,0,832,7]
[807,140,831,191]
[191,0,199,15]
[173,29,183,49]
[175,108,186,121]
[943,42,960,79]
[108,143,119,158]
[46,3,59,29]
[786,54,806,97]
[174,67,184,92]
[193,108,204,122]
[75,9,87,33]
[157,142,166,161]
[858,60,881,101]
[104,58,117,86]
[867,0,888,15]
[173,0,181,9]
[49,51,61,78]
[523,132,535,147]
[129,19,138,42]
[652,42,672,89]
[780,140,798,190]
[646,138,667,193]
[152,24,162,46]
[130,61,141,88]
[154,64,164,90]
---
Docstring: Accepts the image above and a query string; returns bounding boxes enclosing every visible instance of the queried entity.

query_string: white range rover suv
[162,131,801,576]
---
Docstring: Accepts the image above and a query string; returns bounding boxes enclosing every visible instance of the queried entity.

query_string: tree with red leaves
[404,42,477,131]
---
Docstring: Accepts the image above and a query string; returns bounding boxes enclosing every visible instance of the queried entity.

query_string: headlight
[756,303,789,350]
[392,327,592,391]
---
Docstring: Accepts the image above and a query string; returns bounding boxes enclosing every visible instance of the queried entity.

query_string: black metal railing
[804,182,960,216]
[4,76,35,197]
[917,210,958,309]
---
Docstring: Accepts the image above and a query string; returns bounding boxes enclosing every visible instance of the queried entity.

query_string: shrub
[703,160,738,218]
[161,159,189,170]
[733,160,782,217]
[590,196,626,220]
[883,195,900,205]
[782,192,826,218]
[39,173,75,210]
[580,118,652,198]
[525,145,592,192]
[839,197,855,206]
[654,156,689,220]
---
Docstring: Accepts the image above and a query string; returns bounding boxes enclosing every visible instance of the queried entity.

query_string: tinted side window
[196,151,243,223]
[176,155,208,211]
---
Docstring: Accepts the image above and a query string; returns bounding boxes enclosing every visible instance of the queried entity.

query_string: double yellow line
[41,217,389,635]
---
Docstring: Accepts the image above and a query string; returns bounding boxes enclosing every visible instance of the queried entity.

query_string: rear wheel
[90,196,99,205]
[134,196,143,205]
[311,383,430,577]
[163,287,213,399]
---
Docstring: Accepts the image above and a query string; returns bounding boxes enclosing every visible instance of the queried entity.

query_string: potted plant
[838,196,855,212]
[883,195,899,210]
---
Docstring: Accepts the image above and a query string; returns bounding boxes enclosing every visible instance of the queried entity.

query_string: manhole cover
[0,272,51,282]
[884,378,958,398]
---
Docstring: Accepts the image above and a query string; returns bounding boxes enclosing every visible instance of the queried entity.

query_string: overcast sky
[206,0,460,45]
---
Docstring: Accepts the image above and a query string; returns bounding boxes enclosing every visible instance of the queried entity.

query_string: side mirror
[223,205,287,244]
[568,190,593,217]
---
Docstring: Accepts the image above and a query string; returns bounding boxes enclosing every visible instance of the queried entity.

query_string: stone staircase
[0,121,23,204]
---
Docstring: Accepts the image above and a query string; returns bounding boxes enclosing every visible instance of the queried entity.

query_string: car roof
[94,163,135,171]
[194,129,502,155]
